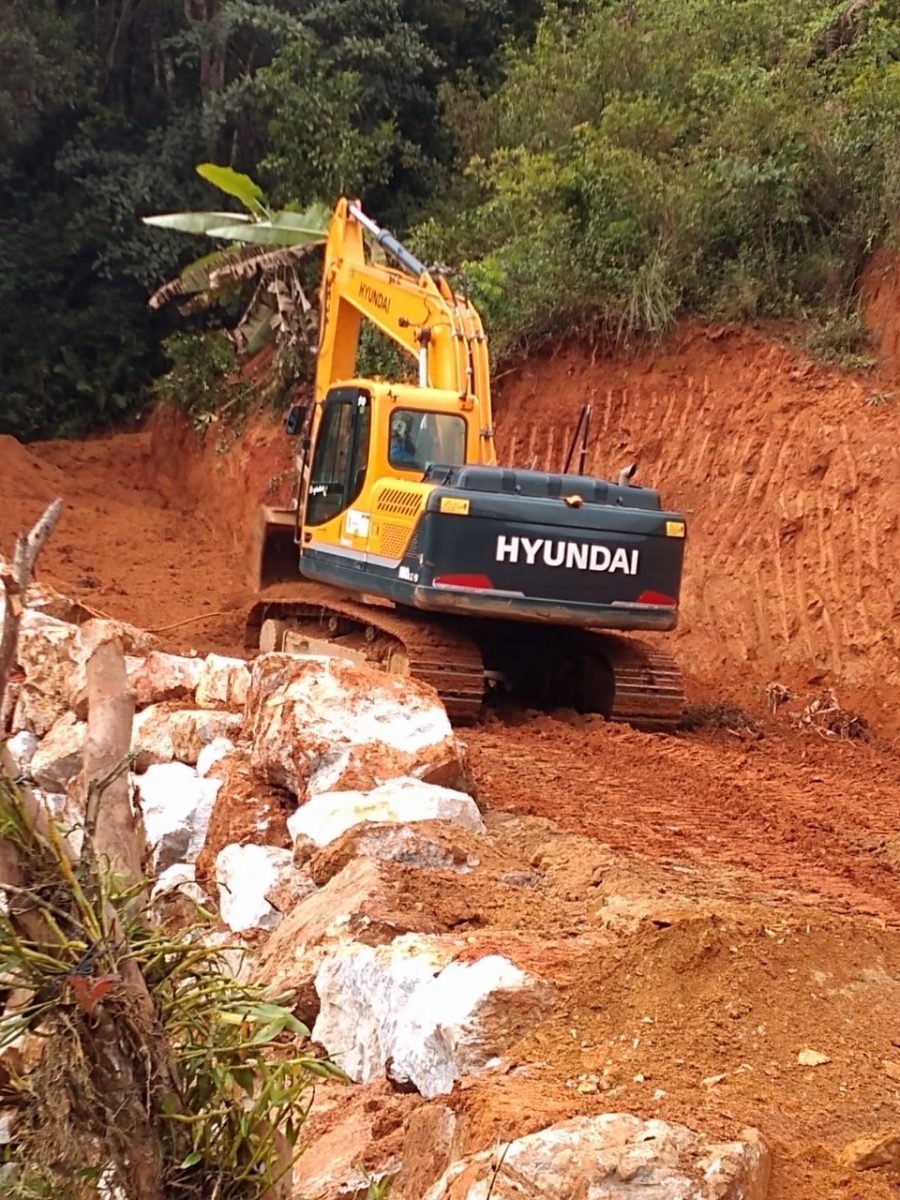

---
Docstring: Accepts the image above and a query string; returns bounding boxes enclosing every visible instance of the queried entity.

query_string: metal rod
[349,203,427,279]
[563,404,591,475]
[578,404,592,475]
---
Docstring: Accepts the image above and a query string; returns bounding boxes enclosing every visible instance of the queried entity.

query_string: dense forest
[1,0,898,441]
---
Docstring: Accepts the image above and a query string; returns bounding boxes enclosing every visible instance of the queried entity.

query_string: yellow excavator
[247,198,687,726]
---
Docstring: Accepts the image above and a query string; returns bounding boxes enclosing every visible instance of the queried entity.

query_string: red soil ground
[2,263,899,1198]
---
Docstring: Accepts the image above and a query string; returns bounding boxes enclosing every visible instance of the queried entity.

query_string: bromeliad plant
[0,768,345,1200]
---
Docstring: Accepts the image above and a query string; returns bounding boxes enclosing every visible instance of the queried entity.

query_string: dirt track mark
[494,329,900,729]
[469,715,900,926]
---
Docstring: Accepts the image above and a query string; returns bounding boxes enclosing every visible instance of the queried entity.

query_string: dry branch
[0,498,63,715]
[81,622,143,892]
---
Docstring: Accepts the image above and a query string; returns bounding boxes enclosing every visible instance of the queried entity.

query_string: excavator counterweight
[246,199,688,727]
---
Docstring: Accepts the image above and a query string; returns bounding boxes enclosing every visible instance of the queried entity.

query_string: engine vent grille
[375,488,423,517]
[380,523,412,559]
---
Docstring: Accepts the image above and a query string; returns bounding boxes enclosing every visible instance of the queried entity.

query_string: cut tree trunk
[0,498,63,717]
[82,620,144,892]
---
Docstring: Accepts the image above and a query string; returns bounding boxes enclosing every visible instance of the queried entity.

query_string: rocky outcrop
[312,936,556,1098]
[420,1115,771,1200]
[288,776,485,855]
[245,654,469,798]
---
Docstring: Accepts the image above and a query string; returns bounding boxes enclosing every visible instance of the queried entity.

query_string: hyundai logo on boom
[496,535,639,575]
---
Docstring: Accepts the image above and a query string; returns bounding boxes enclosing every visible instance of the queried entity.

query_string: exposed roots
[793,688,868,740]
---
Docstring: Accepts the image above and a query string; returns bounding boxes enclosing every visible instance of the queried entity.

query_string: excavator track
[580,632,685,731]
[245,587,486,722]
[245,585,685,731]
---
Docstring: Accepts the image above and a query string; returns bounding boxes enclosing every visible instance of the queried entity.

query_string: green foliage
[805,306,876,369]
[1,0,541,441]
[156,332,257,434]
[3,0,899,440]
[422,0,900,359]
[0,770,345,1200]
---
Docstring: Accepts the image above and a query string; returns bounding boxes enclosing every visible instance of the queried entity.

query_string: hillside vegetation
[1,0,898,440]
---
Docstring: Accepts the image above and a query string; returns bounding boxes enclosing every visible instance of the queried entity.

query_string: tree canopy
[1,0,898,440]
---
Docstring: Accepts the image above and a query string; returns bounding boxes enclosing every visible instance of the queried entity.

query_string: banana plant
[144,164,330,356]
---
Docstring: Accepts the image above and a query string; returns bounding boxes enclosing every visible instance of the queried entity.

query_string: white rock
[313,936,456,1083]
[5,731,39,777]
[197,737,236,778]
[0,1110,14,1145]
[288,777,484,850]
[391,955,555,1097]
[215,843,295,933]
[312,937,555,1097]
[255,857,439,1021]
[196,655,251,711]
[797,1048,831,1067]
[421,1115,771,1199]
[128,652,204,708]
[12,612,79,734]
[151,861,198,895]
[132,706,243,770]
[135,762,222,871]
[245,654,468,798]
[13,613,158,730]
[30,713,87,792]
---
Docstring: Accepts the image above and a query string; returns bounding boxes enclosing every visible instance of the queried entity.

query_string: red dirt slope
[495,323,899,730]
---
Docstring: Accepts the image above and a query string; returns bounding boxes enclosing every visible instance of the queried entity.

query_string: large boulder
[128,652,204,708]
[245,654,468,799]
[195,655,251,711]
[12,613,79,735]
[420,1115,770,1200]
[131,706,243,770]
[312,937,556,1097]
[214,843,301,933]
[306,820,485,887]
[134,762,222,872]
[193,750,292,883]
[290,1081,417,1200]
[255,857,448,1023]
[30,713,87,792]
[287,777,484,856]
[13,612,157,733]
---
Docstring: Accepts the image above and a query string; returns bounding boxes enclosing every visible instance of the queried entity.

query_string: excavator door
[252,402,308,589]
[302,387,373,561]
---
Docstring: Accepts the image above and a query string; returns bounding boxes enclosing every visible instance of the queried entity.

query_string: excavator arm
[314,200,493,434]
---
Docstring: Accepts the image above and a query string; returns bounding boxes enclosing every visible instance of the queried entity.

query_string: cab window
[389,410,466,472]
[306,389,371,525]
